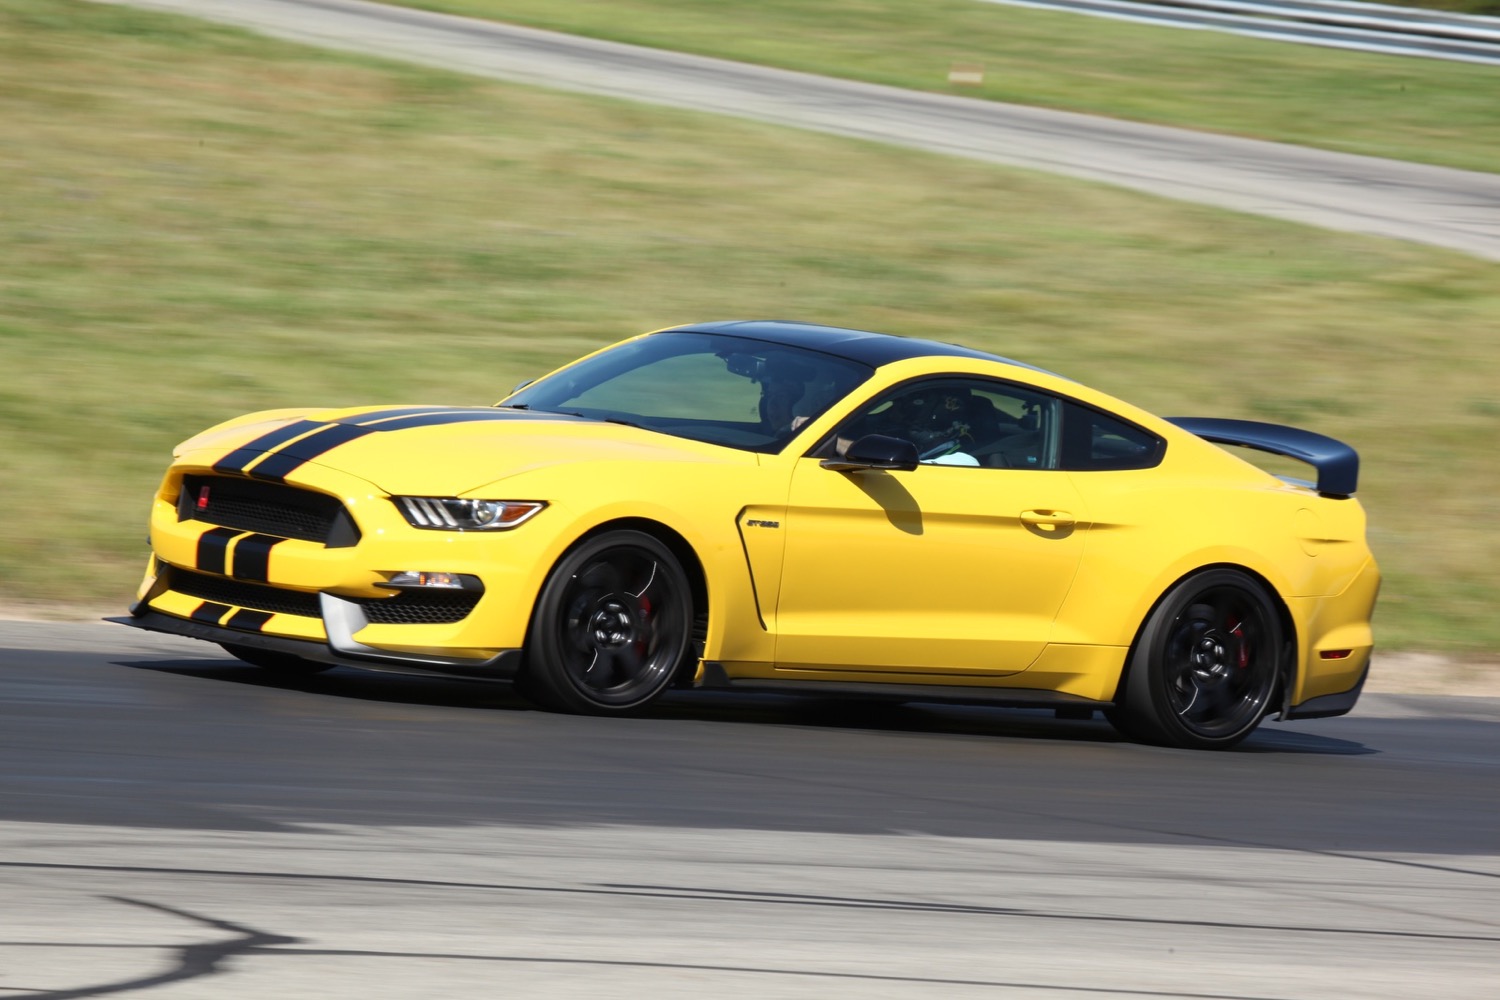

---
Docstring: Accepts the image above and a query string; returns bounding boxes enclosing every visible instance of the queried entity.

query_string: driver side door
[771,378,1087,676]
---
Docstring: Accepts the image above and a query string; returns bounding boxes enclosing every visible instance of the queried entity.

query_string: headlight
[394,497,546,531]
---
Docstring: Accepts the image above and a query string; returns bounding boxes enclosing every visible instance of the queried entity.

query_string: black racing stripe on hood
[344,407,483,425]
[246,423,379,483]
[214,409,590,483]
[346,410,563,433]
[213,419,326,476]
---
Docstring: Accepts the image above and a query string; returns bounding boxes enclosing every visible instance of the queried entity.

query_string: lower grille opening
[357,590,482,625]
[169,568,321,618]
[166,567,480,626]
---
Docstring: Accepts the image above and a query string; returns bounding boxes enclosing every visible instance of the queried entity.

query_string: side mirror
[820,434,919,473]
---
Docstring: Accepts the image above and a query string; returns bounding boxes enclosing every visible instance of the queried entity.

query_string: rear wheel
[1110,569,1282,750]
[220,643,334,677]
[521,530,693,715]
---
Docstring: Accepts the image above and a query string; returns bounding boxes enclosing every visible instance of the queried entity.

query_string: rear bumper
[110,609,522,681]
[1282,662,1368,720]
[1287,553,1380,712]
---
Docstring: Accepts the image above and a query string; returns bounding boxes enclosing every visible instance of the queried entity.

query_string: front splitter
[108,610,522,682]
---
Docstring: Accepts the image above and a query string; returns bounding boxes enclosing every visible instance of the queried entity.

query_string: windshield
[503,331,873,453]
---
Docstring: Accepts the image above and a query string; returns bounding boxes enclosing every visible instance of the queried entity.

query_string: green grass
[4,0,1500,653]
[393,0,1500,174]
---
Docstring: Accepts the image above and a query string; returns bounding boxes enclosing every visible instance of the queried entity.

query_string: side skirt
[696,661,1114,711]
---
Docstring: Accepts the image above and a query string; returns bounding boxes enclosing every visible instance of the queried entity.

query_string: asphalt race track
[102,0,1500,263]
[2,624,1497,998]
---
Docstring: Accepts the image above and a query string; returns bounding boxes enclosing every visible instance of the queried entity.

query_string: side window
[830,378,1060,469]
[1060,402,1164,471]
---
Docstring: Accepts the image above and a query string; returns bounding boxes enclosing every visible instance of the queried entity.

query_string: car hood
[178,405,752,495]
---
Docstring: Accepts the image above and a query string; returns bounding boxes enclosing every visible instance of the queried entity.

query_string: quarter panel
[1057,437,1377,715]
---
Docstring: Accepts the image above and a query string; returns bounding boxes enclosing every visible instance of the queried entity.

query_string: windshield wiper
[500,404,637,425]
[503,404,587,418]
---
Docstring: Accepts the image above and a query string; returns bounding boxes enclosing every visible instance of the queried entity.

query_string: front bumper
[130,457,558,677]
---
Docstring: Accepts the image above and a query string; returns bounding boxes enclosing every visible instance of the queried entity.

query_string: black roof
[666,320,1042,371]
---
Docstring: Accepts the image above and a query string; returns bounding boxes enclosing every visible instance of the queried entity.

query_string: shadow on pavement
[119,655,1374,755]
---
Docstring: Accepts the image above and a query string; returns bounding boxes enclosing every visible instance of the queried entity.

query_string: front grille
[355,591,481,625]
[169,568,322,618]
[179,475,358,546]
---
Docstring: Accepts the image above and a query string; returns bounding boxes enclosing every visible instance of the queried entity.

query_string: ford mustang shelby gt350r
[116,321,1378,749]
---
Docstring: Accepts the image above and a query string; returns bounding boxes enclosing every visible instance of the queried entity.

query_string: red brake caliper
[1229,618,1248,668]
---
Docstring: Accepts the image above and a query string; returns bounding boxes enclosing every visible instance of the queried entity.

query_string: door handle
[1020,510,1075,529]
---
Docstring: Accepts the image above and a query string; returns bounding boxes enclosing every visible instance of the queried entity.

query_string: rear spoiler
[1166,417,1359,499]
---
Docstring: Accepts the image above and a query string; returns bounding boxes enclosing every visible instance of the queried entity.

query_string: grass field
[4,0,1499,653]
[395,0,1500,174]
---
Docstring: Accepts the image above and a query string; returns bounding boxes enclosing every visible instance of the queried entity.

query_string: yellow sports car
[117,321,1378,749]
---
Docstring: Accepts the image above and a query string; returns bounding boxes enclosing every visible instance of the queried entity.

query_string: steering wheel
[918,435,964,462]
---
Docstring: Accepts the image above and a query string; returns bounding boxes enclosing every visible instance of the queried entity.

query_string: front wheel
[520,530,694,715]
[1110,569,1283,750]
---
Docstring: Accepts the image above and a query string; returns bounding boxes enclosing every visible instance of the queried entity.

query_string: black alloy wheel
[220,642,334,676]
[1111,569,1283,750]
[522,530,693,715]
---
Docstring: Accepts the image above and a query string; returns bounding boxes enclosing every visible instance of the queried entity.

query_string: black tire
[220,643,335,676]
[521,530,694,715]
[1109,569,1283,750]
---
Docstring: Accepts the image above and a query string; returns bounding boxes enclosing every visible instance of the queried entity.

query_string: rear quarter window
[1061,402,1164,471]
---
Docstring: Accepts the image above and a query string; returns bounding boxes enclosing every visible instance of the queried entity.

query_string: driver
[758,378,805,435]
[888,385,983,463]
[834,384,988,466]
